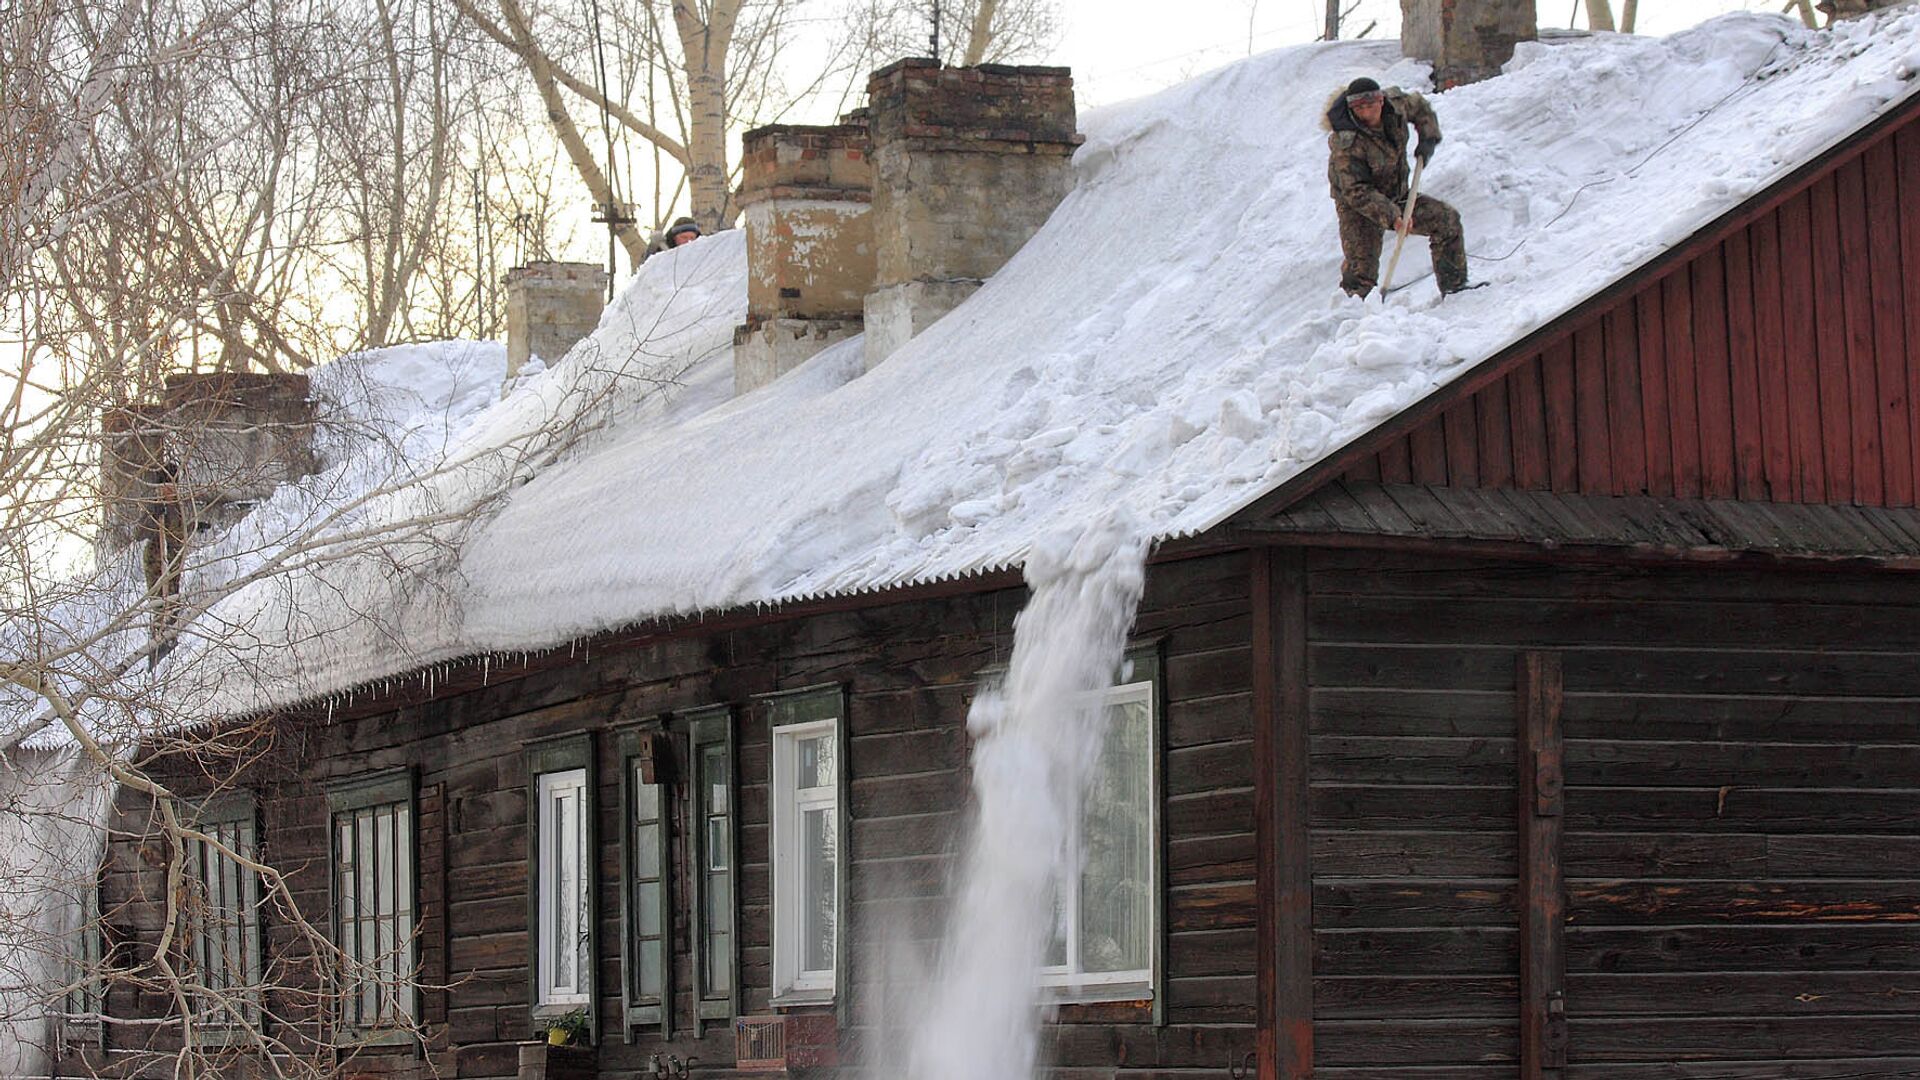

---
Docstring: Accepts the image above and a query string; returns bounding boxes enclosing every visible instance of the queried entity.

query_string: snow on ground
[158,10,1920,715]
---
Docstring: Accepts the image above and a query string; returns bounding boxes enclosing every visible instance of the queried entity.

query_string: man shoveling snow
[1324,77,1480,299]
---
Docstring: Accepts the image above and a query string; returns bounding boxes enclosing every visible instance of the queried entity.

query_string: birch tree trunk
[964,0,1001,64]
[479,0,648,264]
[673,0,741,233]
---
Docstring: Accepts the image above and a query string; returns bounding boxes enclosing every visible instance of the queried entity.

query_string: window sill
[770,988,835,1009]
[1039,982,1154,1006]
[333,1027,418,1049]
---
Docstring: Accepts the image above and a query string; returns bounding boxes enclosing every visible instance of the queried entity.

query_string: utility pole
[930,0,942,60]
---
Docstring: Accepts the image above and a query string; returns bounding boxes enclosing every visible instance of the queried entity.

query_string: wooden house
[65,33,1920,1080]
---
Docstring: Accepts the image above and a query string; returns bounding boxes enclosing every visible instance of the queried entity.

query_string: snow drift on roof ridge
[190,10,1920,716]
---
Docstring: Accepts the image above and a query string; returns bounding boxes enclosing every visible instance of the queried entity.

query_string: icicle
[482,655,491,685]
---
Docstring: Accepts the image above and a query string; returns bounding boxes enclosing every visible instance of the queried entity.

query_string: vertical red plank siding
[1603,305,1647,495]
[1691,249,1738,499]
[1779,191,1829,503]
[1900,126,1920,506]
[1723,229,1767,502]
[1748,208,1797,502]
[1411,418,1450,486]
[1809,175,1856,503]
[1443,399,1480,487]
[1636,290,1674,497]
[1864,139,1913,507]
[1833,157,1884,505]
[1322,112,1920,513]
[1662,271,1704,498]
[1380,436,1414,484]
[1478,376,1515,489]
[1542,338,1580,493]
[1573,320,1614,494]
[1511,359,1551,490]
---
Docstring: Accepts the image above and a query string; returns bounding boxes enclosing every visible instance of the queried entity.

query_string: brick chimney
[505,261,611,381]
[732,120,876,395]
[99,372,320,580]
[1401,0,1538,88]
[861,61,1081,370]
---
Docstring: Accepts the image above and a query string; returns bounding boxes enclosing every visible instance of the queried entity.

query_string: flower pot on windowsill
[547,1028,570,1047]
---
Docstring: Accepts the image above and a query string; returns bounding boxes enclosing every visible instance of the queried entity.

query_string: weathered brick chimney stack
[732,120,876,394]
[505,261,610,382]
[862,60,1082,370]
[99,372,320,566]
[1400,0,1538,88]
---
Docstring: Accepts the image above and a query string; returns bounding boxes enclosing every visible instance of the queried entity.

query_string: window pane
[707,817,730,872]
[703,745,729,814]
[706,930,731,995]
[1080,698,1152,975]
[394,802,414,1020]
[636,819,660,880]
[640,941,664,998]
[638,881,663,937]
[357,809,377,1021]
[802,807,836,973]
[554,789,576,990]
[1044,888,1069,969]
[798,735,834,790]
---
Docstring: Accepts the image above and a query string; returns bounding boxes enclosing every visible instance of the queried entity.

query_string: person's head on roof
[666,217,701,248]
[1344,77,1385,129]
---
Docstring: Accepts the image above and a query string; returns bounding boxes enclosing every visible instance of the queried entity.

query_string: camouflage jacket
[1323,87,1442,230]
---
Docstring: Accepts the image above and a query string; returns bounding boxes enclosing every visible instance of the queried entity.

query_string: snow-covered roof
[122,11,1920,718]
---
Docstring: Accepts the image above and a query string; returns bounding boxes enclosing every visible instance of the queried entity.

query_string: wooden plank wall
[99,552,1260,1077]
[1305,554,1521,1077]
[1345,115,1920,510]
[1305,549,1920,1078]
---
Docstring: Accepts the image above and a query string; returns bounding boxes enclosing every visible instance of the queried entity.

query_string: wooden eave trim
[1228,84,1920,527]
[1216,523,1920,573]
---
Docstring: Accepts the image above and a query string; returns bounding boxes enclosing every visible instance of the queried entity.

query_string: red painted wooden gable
[1344,112,1920,509]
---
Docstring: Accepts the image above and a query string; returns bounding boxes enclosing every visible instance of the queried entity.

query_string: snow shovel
[1379,157,1425,297]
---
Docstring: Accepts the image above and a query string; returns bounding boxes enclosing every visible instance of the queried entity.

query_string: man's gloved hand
[1415,137,1439,165]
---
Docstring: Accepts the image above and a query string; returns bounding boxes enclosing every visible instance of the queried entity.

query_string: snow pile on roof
[1,340,505,746]
[180,10,1919,715]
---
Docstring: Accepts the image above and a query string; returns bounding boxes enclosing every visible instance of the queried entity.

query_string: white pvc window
[536,768,592,1007]
[771,719,839,1001]
[1042,680,1156,998]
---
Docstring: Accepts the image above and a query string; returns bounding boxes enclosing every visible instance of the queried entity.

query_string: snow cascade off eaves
[181,12,1920,719]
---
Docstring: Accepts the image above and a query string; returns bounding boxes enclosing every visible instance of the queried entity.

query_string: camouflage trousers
[1336,195,1468,297]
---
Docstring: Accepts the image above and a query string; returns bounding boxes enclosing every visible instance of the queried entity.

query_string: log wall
[1300,549,1920,1078]
[97,551,1260,1077]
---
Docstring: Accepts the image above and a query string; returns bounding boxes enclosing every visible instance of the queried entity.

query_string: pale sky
[1054,0,1785,106]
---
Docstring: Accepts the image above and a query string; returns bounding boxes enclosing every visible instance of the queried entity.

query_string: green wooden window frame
[686,706,737,1036]
[617,723,674,1040]
[526,733,598,1041]
[761,684,850,1021]
[185,792,264,1035]
[326,769,418,1043]
[62,868,106,1046]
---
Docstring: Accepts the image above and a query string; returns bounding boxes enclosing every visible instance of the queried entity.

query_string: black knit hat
[1345,77,1382,101]
[665,217,701,244]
